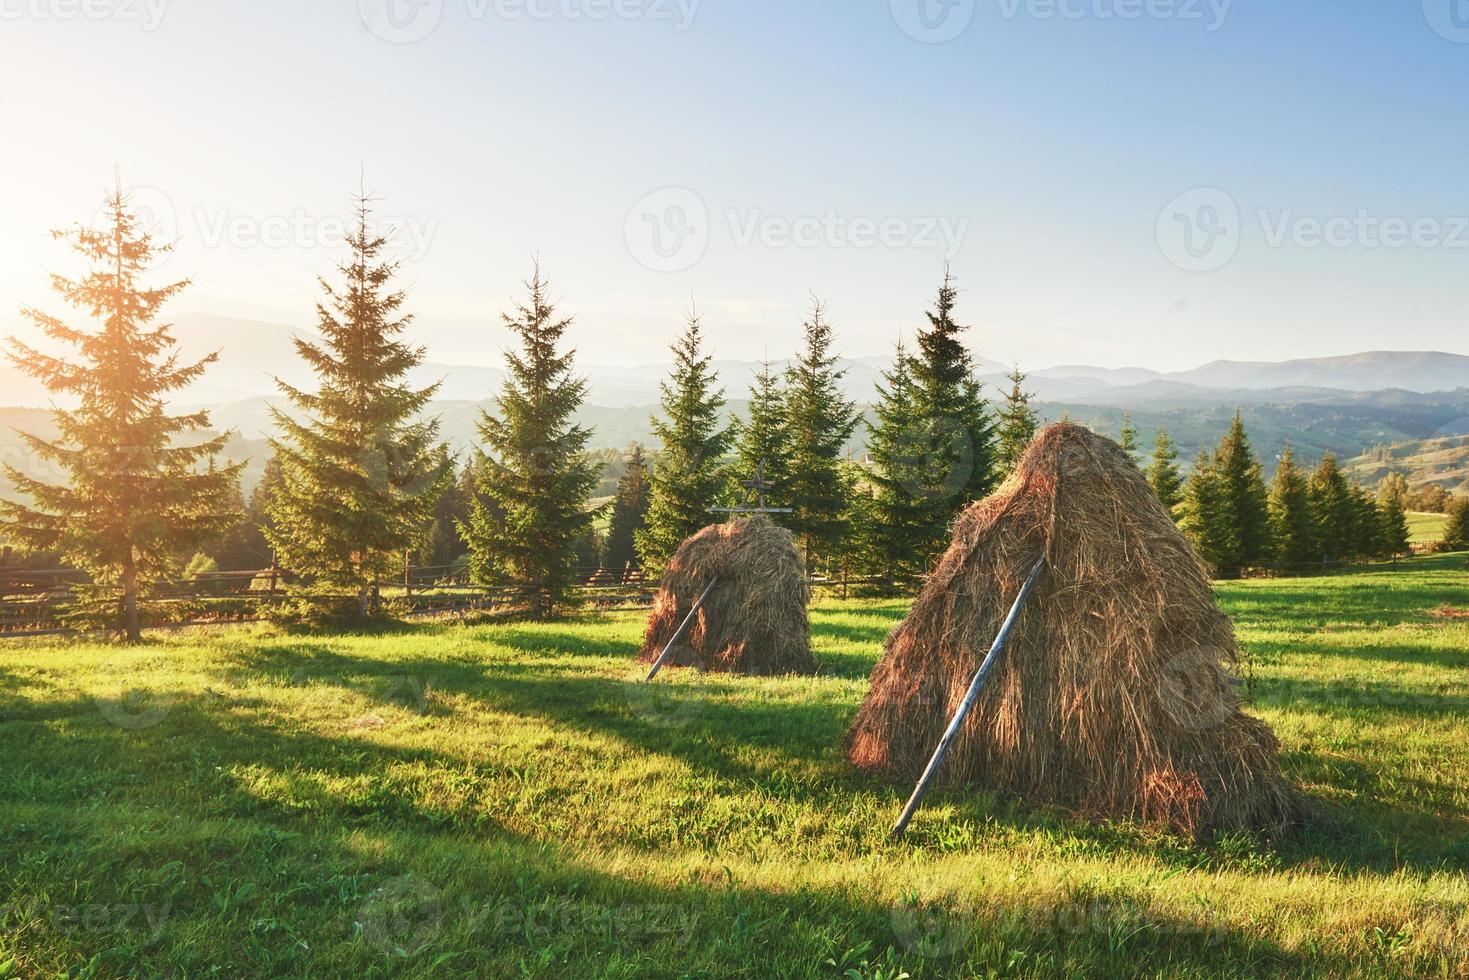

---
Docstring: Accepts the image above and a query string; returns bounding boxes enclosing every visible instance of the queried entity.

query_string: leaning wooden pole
[644,576,720,681]
[889,557,1047,842]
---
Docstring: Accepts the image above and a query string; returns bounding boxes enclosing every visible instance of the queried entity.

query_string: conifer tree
[733,358,789,512]
[2,186,240,641]
[1118,413,1139,459]
[461,264,598,617]
[1442,496,1469,551]
[911,270,997,511]
[995,364,1040,477]
[414,446,468,569]
[1308,454,1355,562]
[635,311,733,572]
[1377,474,1412,558]
[1349,484,1386,559]
[1212,412,1271,576]
[1179,450,1233,574]
[783,298,859,566]
[605,444,651,574]
[267,192,450,616]
[1268,446,1316,568]
[866,341,932,584]
[1145,426,1184,512]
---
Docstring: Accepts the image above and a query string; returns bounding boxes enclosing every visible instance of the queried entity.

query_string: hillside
[1345,433,1469,493]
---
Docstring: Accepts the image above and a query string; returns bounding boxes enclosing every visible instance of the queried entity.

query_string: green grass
[1409,511,1450,545]
[2,557,1467,977]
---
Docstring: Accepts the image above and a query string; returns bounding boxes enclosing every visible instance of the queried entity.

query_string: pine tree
[911,270,998,513]
[267,192,450,616]
[1212,411,1271,576]
[414,446,468,569]
[865,341,932,584]
[1377,474,1412,558]
[1145,426,1184,512]
[1349,484,1386,559]
[995,364,1040,477]
[1,186,240,641]
[1179,451,1234,574]
[1442,496,1469,551]
[1268,446,1316,568]
[733,358,789,513]
[1118,414,1139,459]
[783,298,859,566]
[461,264,598,618]
[635,311,734,573]
[1308,454,1355,562]
[605,444,651,574]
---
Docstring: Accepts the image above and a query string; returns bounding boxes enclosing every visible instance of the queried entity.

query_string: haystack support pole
[889,557,1047,842]
[644,576,721,681]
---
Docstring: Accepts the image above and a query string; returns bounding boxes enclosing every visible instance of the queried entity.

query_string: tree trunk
[357,582,371,619]
[121,551,141,643]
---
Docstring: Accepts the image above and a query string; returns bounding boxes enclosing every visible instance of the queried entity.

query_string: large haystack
[848,423,1303,839]
[637,515,816,676]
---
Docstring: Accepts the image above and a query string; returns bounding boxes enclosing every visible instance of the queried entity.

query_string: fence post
[268,552,279,597]
[403,550,412,597]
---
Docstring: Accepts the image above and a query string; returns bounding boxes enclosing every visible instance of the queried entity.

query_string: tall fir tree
[2,186,240,641]
[1212,411,1271,576]
[414,446,469,569]
[635,311,734,572]
[733,358,790,512]
[1377,474,1412,558]
[1442,496,1469,551]
[1118,413,1139,459]
[911,270,998,517]
[267,192,450,616]
[1178,450,1234,574]
[1268,446,1316,568]
[995,363,1040,477]
[1145,426,1184,513]
[461,264,598,617]
[605,444,651,574]
[865,341,932,584]
[1349,484,1386,559]
[1307,454,1355,562]
[783,298,860,566]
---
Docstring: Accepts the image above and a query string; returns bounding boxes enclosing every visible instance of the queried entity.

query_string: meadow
[1,556,1466,978]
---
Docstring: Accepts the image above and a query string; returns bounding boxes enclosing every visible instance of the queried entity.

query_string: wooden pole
[644,577,720,681]
[889,557,1046,842]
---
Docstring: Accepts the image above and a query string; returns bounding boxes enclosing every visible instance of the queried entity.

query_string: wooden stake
[644,577,720,681]
[889,557,1046,842]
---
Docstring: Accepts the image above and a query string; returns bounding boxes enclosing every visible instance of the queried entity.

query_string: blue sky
[2,0,1466,370]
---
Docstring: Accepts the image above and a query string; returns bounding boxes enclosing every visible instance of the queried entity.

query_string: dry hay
[847,422,1304,839]
[637,514,817,676]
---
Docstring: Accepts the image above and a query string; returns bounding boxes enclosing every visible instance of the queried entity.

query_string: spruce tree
[1212,412,1271,576]
[783,298,859,566]
[1179,450,1233,574]
[1118,414,1140,459]
[605,444,651,574]
[866,341,932,584]
[2,186,240,641]
[1145,426,1184,512]
[733,358,789,512]
[462,264,598,617]
[1308,454,1355,562]
[1377,474,1412,558]
[1349,485,1386,559]
[911,270,998,511]
[414,446,468,569]
[995,364,1040,477]
[1267,446,1316,568]
[267,193,450,616]
[1442,497,1469,551]
[635,311,734,572]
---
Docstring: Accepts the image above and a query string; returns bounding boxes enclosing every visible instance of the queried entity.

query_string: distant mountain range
[4,312,1469,410]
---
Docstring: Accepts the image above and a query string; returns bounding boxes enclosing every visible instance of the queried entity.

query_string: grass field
[1410,511,1451,545]
[1,556,1467,977]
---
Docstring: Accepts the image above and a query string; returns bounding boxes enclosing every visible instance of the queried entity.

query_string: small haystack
[848,423,1303,838]
[637,515,816,676]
